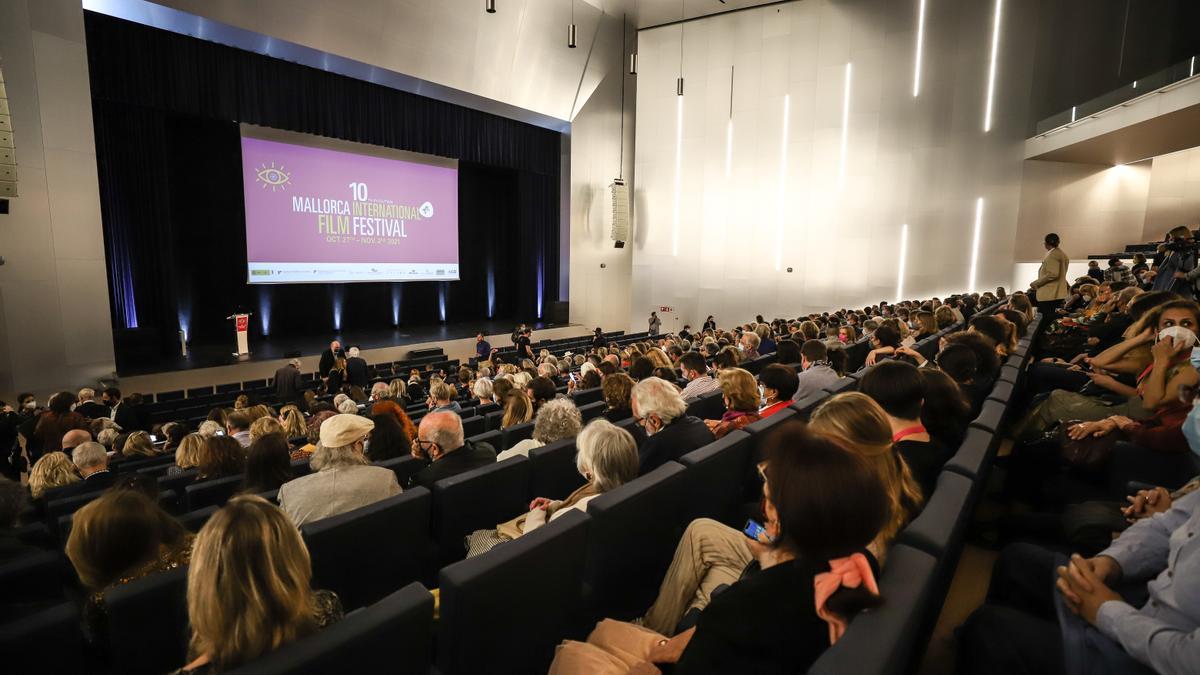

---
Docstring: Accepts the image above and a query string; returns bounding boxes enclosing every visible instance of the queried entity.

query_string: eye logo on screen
[254,162,291,192]
[419,201,434,218]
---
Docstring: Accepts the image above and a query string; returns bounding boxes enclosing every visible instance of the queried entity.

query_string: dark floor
[118,318,575,376]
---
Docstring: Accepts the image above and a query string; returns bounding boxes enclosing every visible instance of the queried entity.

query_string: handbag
[1057,420,1118,471]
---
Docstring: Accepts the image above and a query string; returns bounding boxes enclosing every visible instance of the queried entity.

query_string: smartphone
[569,372,578,383]
[215,430,225,436]
[150,434,159,442]
[742,519,774,543]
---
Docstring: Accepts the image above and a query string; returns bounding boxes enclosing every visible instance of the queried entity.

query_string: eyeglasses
[413,439,437,454]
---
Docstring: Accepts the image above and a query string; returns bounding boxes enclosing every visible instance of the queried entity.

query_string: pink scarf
[813,553,879,645]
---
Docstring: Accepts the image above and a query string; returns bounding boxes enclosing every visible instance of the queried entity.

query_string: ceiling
[583,0,786,28]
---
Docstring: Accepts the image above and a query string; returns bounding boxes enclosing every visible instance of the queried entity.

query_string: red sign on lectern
[235,315,249,332]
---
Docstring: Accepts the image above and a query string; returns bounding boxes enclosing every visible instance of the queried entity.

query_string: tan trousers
[548,619,665,675]
[641,518,753,635]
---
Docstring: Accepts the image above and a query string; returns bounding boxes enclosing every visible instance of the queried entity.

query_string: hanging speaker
[0,60,14,199]
[610,179,629,247]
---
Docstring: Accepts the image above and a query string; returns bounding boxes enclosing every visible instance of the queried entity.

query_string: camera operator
[1152,225,1198,299]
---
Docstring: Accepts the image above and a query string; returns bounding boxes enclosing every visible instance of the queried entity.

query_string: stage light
[331,287,343,331]
[839,63,852,187]
[485,0,495,13]
[672,94,683,256]
[913,0,926,97]
[896,224,909,302]
[969,198,983,293]
[983,0,1003,133]
[487,263,496,319]
[536,257,545,320]
[439,284,447,322]
[177,310,190,344]
[391,285,401,325]
[258,287,271,336]
[775,94,790,272]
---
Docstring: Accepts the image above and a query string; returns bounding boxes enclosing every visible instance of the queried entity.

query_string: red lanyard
[892,425,927,443]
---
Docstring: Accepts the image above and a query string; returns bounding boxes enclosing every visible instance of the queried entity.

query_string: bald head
[62,429,92,451]
[418,411,465,460]
[604,354,620,367]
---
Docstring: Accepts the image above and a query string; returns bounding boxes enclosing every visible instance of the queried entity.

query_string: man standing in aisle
[475,333,492,361]
[1030,233,1069,318]
[648,311,662,336]
[319,340,344,385]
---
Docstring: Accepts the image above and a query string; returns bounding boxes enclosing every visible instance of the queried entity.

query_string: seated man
[632,377,714,474]
[45,442,115,500]
[428,382,463,414]
[679,351,721,401]
[226,411,252,448]
[61,429,92,456]
[407,411,496,489]
[792,340,840,401]
[278,414,401,526]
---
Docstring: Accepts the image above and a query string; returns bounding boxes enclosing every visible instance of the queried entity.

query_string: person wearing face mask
[1013,301,1200,442]
[678,351,721,401]
[631,377,713,475]
[1152,225,1197,299]
[757,365,799,419]
[705,368,763,441]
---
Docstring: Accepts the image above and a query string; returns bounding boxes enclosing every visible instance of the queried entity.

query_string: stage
[115,320,586,397]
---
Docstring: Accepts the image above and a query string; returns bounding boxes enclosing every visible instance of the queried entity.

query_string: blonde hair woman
[704,368,762,440]
[171,433,207,477]
[172,496,342,673]
[29,451,80,499]
[809,392,923,557]
[234,394,250,410]
[388,378,407,402]
[249,416,285,442]
[278,406,307,439]
[501,390,533,429]
[645,348,673,370]
[123,431,157,459]
[934,305,957,329]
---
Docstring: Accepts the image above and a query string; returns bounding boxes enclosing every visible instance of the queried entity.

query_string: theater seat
[969,399,1005,433]
[577,400,607,423]
[224,583,434,675]
[461,415,485,438]
[302,488,431,610]
[501,421,535,450]
[0,550,67,611]
[571,387,604,406]
[897,471,975,560]
[807,544,938,675]
[678,431,751,526]
[0,602,87,673]
[986,380,1014,405]
[943,427,996,482]
[438,510,590,675]
[685,390,726,420]
[374,455,423,487]
[484,409,505,431]
[583,462,688,621]
[789,392,829,420]
[179,505,219,532]
[529,438,585,500]
[432,457,531,565]
[104,566,189,675]
[823,377,857,396]
[183,474,244,511]
[468,429,501,450]
[998,364,1021,384]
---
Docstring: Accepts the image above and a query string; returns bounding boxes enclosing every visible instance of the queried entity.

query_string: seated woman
[498,398,583,461]
[369,399,418,446]
[808,393,924,559]
[362,413,411,462]
[170,496,342,674]
[169,433,205,477]
[65,490,193,642]
[277,405,308,442]
[911,310,938,342]
[969,315,1016,357]
[549,423,890,674]
[467,420,639,558]
[859,362,952,497]
[28,451,80,501]
[602,373,636,422]
[865,324,902,366]
[121,430,159,460]
[196,435,246,481]
[242,433,293,494]
[918,369,974,450]
[294,410,335,460]
[500,390,534,429]
[1013,299,1200,442]
[248,416,284,443]
[704,368,761,440]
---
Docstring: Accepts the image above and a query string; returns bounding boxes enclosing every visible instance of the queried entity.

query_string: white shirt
[497,438,544,462]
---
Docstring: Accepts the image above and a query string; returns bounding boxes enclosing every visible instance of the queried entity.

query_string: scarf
[813,553,879,645]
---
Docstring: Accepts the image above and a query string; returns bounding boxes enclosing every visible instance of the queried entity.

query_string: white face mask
[1157,326,1199,347]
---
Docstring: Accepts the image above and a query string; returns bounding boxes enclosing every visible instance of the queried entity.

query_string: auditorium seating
[104,565,189,674]
[678,430,752,526]
[528,438,586,499]
[431,457,531,565]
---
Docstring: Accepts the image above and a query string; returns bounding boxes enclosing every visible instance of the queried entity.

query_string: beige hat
[319,413,375,447]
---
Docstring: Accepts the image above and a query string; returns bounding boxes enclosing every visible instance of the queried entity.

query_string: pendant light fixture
[568,0,577,48]
[676,0,685,95]
[485,0,495,13]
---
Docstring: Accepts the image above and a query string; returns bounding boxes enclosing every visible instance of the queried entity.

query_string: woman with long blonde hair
[172,495,341,673]
[28,451,79,499]
[171,433,207,476]
[501,390,533,429]
[644,347,673,370]
[123,431,157,459]
[278,406,307,439]
[809,392,924,557]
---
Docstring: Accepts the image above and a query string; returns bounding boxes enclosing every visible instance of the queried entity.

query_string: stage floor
[121,319,574,376]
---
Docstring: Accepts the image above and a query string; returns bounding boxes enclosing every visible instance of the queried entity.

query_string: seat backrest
[0,550,66,607]
[583,462,688,620]
[969,399,1005,433]
[678,431,752,526]
[790,391,829,420]
[528,438,585,500]
[942,427,996,481]
[225,583,435,675]
[0,602,87,673]
[158,468,201,495]
[685,390,726,420]
[484,409,505,431]
[438,510,590,675]
[807,544,938,675]
[467,429,501,450]
[571,387,604,406]
[374,455,423,487]
[104,566,189,675]
[179,504,220,532]
[500,421,535,450]
[823,376,857,396]
[184,474,244,511]
[431,457,531,565]
[461,415,485,438]
[844,340,870,372]
[302,488,431,611]
[45,491,102,525]
[577,400,607,423]
[897,471,975,560]
[986,379,1014,404]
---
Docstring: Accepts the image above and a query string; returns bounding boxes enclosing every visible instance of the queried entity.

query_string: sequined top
[84,536,195,644]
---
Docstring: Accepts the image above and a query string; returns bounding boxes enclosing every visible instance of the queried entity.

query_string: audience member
[499,397,583,461]
[602,373,637,422]
[793,340,840,401]
[273,358,306,406]
[28,451,80,500]
[408,411,496,489]
[758,364,798,418]
[225,411,252,448]
[501,390,534,429]
[30,391,88,459]
[74,388,110,419]
[859,361,951,497]
[196,435,246,481]
[705,368,762,439]
[679,351,720,401]
[633,377,713,473]
[242,433,294,494]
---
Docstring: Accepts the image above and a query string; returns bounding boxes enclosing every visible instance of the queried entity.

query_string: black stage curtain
[84,12,560,370]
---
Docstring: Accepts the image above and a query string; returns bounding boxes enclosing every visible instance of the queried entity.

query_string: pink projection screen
[240,125,459,284]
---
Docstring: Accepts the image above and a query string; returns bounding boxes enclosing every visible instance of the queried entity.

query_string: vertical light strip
[726,66,734,178]
[1070,105,1076,122]
[672,95,683,256]
[839,63,852,187]
[969,198,983,292]
[913,0,927,97]
[896,224,909,302]
[983,0,1003,132]
[1191,56,1195,78]
[775,94,790,271]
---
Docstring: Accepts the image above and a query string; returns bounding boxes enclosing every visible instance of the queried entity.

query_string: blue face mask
[1190,347,1200,371]
[1183,402,1200,459]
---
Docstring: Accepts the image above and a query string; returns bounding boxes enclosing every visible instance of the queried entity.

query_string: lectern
[226,313,253,356]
